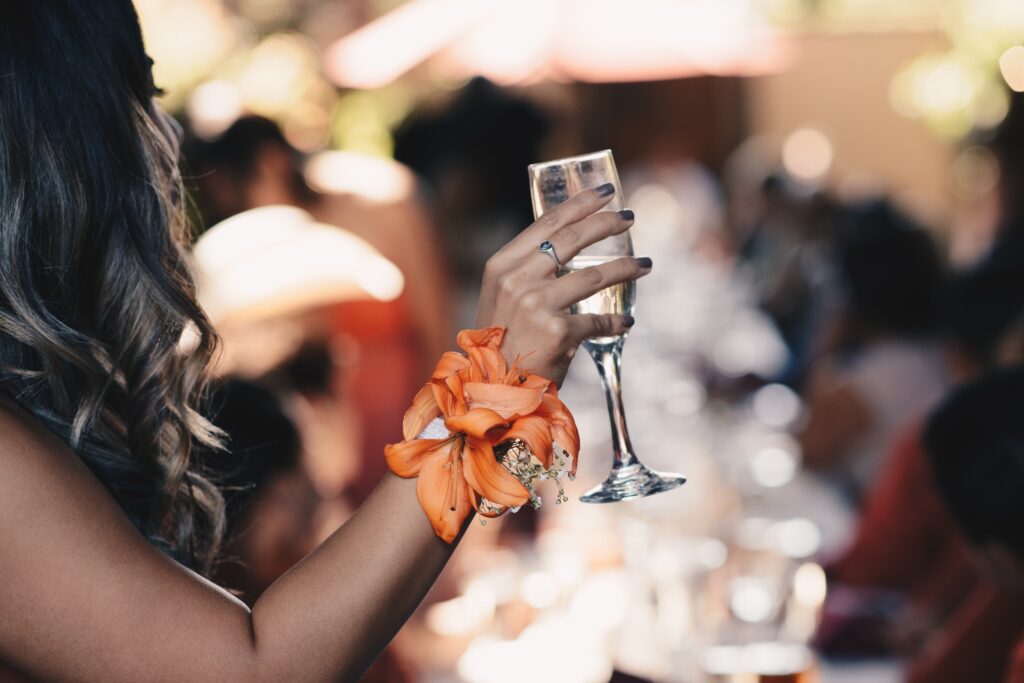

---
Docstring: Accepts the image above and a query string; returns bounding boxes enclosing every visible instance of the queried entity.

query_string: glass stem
[587,338,638,470]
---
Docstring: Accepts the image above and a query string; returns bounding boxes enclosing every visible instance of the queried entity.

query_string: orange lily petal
[503,415,554,469]
[477,347,508,382]
[457,327,505,352]
[462,436,530,508]
[521,373,557,395]
[432,370,467,417]
[466,358,485,383]
[385,438,450,478]
[503,364,521,385]
[458,327,507,382]
[417,446,474,543]
[432,351,470,381]
[464,382,544,420]
[503,356,558,392]
[444,408,508,440]
[541,394,580,475]
[403,384,441,440]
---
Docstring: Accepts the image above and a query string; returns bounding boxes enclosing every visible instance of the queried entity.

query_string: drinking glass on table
[528,149,686,502]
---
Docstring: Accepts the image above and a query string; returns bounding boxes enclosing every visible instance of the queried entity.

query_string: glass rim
[527,149,614,174]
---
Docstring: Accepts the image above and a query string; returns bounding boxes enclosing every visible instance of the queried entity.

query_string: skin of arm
[0,401,454,682]
[0,186,647,681]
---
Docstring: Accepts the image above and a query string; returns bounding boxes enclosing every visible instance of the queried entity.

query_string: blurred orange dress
[1007,637,1024,683]
[830,421,974,608]
[328,296,421,504]
[829,421,1024,682]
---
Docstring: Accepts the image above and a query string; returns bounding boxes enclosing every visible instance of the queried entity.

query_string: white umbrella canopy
[325,0,794,89]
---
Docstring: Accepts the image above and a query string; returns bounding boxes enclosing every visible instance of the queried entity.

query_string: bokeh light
[730,577,779,623]
[750,446,799,488]
[782,127,834,183]
[304,151,416,203]
[999,45,1024,92]
[952,145,1001,197]
[793,562,828,608]
[187,80,244,139]
[426,582,497,636]
[752,383,802,428]
[521,571,560,609]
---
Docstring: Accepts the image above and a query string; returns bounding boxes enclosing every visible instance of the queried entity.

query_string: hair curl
[0,1,225,572]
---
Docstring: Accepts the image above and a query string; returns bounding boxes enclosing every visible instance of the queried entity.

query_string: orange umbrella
[325,0,794,89]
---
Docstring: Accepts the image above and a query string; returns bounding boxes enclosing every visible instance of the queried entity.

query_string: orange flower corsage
[385,327,580,543]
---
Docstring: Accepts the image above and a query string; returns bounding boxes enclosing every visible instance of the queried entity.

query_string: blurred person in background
[187,115,452,504]
[187,115,452,370]
[819,249,1024,668]
[206,377,309,601]
[918,368,1024,683]
[817,93,1024,675]
[795,200,949,501]
[990,92,1024,253]
[393,77,551,323]
[209,346,363,601]
[735,173,844,388]
[207,377,411,683]
[0,3,650,680]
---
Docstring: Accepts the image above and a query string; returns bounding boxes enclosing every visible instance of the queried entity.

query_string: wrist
[384,327,580,543]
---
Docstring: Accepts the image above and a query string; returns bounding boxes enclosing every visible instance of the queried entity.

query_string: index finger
[506,183,617,258]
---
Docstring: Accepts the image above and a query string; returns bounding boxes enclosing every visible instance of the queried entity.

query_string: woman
[797,201,948,500]
[0,2,649,681]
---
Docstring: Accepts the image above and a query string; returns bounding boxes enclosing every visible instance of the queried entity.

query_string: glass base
[580,463,686,503]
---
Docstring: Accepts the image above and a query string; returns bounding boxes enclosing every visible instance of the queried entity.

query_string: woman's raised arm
[0,186,650,682]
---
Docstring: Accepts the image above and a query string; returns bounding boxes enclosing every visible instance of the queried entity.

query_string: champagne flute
[528,150,686,503]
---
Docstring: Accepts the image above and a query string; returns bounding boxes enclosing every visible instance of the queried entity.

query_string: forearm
[249,472,465,682]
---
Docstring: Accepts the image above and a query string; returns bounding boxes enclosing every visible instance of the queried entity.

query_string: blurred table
[820,659,904,683]
[405,173,866,683]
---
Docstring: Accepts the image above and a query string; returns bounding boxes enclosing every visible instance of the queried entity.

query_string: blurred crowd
[178,72,1024,682]
[737,96,1024,682]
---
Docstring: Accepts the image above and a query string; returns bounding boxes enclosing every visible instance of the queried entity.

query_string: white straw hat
[193,205,404,325]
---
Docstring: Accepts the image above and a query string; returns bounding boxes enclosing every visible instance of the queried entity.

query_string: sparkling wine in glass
[528,150,686,503]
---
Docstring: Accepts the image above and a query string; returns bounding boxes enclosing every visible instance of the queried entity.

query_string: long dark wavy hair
[0,1,225,572]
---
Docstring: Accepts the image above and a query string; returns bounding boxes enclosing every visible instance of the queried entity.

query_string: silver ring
[539,240,561,269]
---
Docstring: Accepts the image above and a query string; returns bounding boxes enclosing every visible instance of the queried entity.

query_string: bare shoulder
[0,393,153,583]
[0,393,111,516]
[0,393,80,483]
[0,394,254,682]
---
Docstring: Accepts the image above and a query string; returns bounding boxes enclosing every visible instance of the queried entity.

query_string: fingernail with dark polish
[618,209,635,221]
[636,257,652,269]
[595,183,615,197]
[622,315,636,328]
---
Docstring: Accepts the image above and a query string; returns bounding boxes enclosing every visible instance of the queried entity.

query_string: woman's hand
[474,184,652,384]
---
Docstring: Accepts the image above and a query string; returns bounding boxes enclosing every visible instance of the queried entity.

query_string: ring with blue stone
[539,240,561,269]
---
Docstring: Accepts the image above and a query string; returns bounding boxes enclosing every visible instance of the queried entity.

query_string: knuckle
[601,211,623,235]
[519,290,544,312]
[582,266,604,287]
[557,225,582,245]
[547,316,569,340]
[535,211,560,230]
[497,273,518,296]
[598,258,636,284]
[483,254,504,278]
[622,257,642,277]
